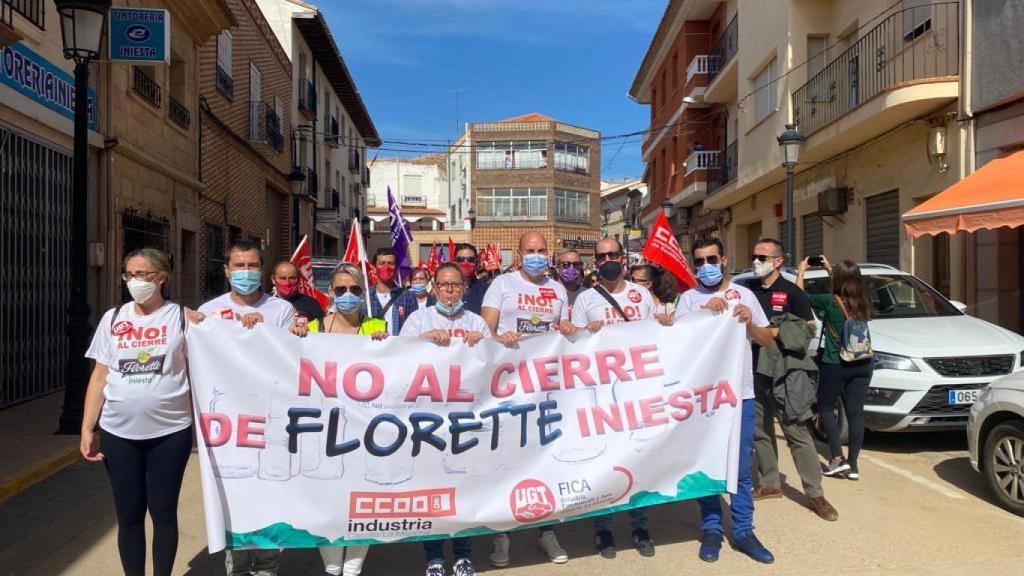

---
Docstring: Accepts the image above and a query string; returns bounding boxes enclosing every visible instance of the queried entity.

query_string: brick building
[452,113,603,264]
[197,0,295,300]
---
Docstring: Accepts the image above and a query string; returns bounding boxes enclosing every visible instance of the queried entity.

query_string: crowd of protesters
[81,230,873,576]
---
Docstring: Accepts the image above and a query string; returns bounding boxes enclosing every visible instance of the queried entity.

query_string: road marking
[860,454,965,499]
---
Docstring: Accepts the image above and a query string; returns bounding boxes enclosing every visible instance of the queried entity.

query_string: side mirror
[950,300,968,313]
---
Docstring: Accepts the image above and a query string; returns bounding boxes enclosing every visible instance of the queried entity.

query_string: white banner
[187,313,746,551]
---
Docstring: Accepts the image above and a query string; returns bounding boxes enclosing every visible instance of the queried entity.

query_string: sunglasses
[693,255,721,267]
[596,251,622,262]
[332,285,364,297]
[454,256,477,263]
[558,262,584,270]
[751,254,779,263]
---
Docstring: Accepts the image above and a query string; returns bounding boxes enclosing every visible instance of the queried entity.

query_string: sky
[320,0,666,182]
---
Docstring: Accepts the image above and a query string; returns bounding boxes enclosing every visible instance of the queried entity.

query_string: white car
[735,264,1024,434]
[968,373,1024,516]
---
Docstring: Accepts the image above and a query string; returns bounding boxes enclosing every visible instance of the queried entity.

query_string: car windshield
[804,273,960,319]
[311,266,334,293]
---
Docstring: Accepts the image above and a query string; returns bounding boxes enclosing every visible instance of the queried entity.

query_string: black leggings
[818,361,873,467]
[101,427,193,576]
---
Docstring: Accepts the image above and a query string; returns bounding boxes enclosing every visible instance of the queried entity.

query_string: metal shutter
[802,213,823,260]
[866,190,900,267]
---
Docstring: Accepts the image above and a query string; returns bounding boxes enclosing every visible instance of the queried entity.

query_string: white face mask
[753,259,777,278]
[127,277,159,304]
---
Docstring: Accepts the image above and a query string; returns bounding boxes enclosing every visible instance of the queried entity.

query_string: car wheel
[982,421,1024,517]
[812,400,849,446]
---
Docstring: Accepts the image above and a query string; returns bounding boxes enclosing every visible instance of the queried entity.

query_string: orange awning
[903,149,1024,237]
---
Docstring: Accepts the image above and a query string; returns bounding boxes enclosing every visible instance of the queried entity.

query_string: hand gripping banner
[187,313,747,551]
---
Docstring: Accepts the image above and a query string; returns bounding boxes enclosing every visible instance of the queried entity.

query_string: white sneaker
[489,533,510,567]
[539,531,568,564]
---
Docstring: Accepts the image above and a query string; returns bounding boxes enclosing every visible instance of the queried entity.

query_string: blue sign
[0,43,97,130]
[109,8,169,63]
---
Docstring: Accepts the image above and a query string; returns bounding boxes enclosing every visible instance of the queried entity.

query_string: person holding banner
[481,231,572,567]
[569,238,658,559]
[555,248,585,311]
[674,238,777,565]
[321,264,389,339]
[272,261,324,332]
[80,248,201,576]
[367,247,407,335]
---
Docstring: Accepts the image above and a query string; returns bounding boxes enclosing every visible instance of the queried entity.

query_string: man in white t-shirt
[481,231,571,568]
[555,248,585,313]
[570,237,658,559]
[673,237,776,567]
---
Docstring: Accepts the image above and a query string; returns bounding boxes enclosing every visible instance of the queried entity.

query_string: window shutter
[807,36,827,77]
[218,31,232,75]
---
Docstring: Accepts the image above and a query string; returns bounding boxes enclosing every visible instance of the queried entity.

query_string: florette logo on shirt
[724,289,741,301]
[627,289,642,303]
[218,309,235,320]
[111,320,134,336]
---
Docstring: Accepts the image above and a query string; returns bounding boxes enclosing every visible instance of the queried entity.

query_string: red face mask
[457,261,477,279]
[276,279,299,298]
[376,264,396,283]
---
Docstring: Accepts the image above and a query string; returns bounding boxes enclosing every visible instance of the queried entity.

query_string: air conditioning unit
[818,187,849,216]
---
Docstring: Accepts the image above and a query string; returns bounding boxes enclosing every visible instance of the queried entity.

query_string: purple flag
[386,186,413,280]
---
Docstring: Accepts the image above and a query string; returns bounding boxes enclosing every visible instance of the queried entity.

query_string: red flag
[426,242,441,276]
[641,211,697,290]
[289,235,331,312]
[341,220,374,310]
[448,236,457,262]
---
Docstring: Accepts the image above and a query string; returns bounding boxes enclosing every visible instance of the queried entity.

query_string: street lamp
[777,123,803,267]
[660,199,674,220]
[467,207,476,229]
[55,0,110,434]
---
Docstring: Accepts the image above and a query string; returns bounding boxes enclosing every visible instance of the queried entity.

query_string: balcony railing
[7,0,44,29]
[330,188,341,209]
[707,14,737,85]
[685,150,720,176]
[300,167,318,200]
[686,55,709,84]
[298,77,316,116]
[793,2,959,137]
[362,165,370,187]
[348,149,361,172]
[708,140,737,194]
[132,67,161,108]
[249,101,284,153]
[216,64,233,100]
[168,96,190,130]
[324,116,339,146]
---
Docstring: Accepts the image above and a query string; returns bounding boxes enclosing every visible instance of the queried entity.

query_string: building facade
[631,0,963,300]
[600,180,649,262]
[452,113,603,264]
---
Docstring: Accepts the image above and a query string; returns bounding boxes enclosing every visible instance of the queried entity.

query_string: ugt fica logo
[509,479,555,523]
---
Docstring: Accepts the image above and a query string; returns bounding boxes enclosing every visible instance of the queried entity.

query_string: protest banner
[187,312,746,552]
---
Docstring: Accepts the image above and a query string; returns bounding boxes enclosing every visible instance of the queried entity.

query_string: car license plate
[948,389,981,405]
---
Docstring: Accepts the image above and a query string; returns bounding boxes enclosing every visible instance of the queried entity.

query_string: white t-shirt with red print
[571,281,655,327]
[198,292,296,328]
[85,302,191,440]
[399,306,493,340]
[482,271,569,336]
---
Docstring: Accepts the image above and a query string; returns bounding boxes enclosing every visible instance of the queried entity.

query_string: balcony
[297,166,318,201]
[298,77,316,120]
[216,64,233,101]
[248,101,284,153]
[685,150,720,177]
[707,140,737,195]
[362,165,370,187]
[168,96,190,130]
[316,189,342,224]
[686,55,709,84]
[324,116,339,147]
[6,0,43,30]
[348,149,361,173]
[1,2,18,46]
[704,14,738,103]
[132,67,161,108]
[794,2,959,163]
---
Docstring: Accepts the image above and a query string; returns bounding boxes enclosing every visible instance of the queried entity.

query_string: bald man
[271,261,324,332]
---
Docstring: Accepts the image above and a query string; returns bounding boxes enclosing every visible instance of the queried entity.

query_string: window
[216,31,233,100]
[753,57,778,124]
[902,0,932,43]
[807,36,827,78]
[554,142,590,174]
[204,223,225,301]
[554,189,589,223]
[476,141,547,170]
[403,174,423,200]
[477,188,547,221]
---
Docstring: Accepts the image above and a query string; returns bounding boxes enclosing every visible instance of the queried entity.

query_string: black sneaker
[823,458,851,477]
[595,530,616,559]
[632,528,656,557]
[847,464,860,481]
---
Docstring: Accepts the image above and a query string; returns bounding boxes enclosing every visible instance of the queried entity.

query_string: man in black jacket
[272,261,324,331]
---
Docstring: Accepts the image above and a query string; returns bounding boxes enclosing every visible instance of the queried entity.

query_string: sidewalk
[0,392,81,502]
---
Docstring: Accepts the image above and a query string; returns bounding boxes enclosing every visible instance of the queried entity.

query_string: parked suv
[968,372,1024,516]
[310,257,342,296]
[735,264,1024,433]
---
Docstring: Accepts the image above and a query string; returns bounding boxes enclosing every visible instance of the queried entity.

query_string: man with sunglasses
[741,239,838,521]
[555,249,585,311]
[454,243,490,314]
[569,237,658,559]
[673,237,776,566]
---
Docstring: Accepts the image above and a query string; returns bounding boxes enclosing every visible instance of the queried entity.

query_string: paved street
[2,430,1021,576]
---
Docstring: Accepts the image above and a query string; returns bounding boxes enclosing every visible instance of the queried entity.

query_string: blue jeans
[698,397,756,538]
[593,507,649,532]
[423,538,471,564]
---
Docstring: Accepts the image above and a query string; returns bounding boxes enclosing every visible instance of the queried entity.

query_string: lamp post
[660,199,674,220]
[777,123,803,267]
[55,0,110,434]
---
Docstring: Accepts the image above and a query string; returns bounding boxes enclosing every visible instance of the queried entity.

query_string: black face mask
[598,260,623,282]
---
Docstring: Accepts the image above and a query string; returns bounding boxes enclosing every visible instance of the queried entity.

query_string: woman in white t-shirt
[81,248,202,576]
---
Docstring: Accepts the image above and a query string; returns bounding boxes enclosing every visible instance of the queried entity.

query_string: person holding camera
[797,256,874,481]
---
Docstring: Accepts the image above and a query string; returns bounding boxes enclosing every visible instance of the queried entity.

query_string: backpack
[824,296,873,362]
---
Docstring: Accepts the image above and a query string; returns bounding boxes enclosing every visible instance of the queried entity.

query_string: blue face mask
[696,263,724,288]
[409,283,428,295]
[522,253,549,277]
[334,293,362,314]
[230,270,262,295]
[436,299,465,316]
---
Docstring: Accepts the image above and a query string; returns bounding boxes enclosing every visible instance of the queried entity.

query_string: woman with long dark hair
[630,264,680,317]
[797,257,874,480]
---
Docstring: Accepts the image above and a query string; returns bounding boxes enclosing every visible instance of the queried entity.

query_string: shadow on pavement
[862,429,968,454]
[931,456,1007,510]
